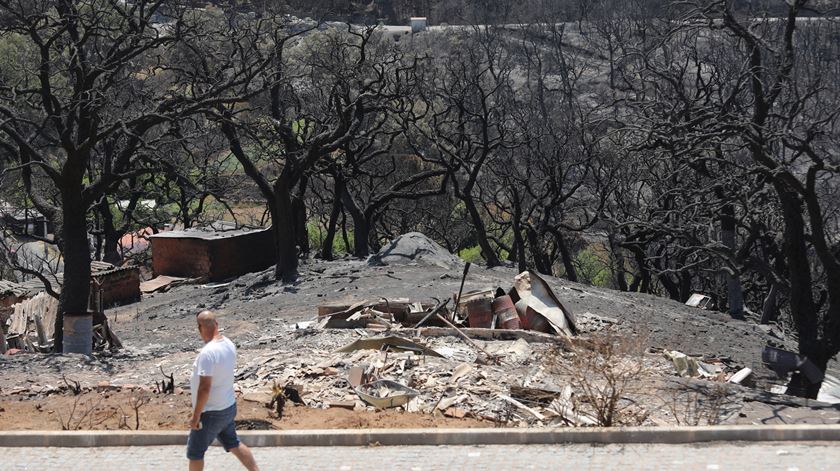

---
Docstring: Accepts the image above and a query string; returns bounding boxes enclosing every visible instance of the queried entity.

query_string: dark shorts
[186,403,240,460]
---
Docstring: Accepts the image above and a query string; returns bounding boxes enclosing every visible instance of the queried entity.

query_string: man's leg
[216,406,258,471]
[187,412,218,471]
[229,444,259,471]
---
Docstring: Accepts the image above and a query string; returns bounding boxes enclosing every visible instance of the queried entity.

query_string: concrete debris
[449,363,473,383]
[436,394,466,410]
[347,366,365,387]
[232,329,587,426]
[443,407,467,418]
[498,394,546,421]
[544,386,598,426]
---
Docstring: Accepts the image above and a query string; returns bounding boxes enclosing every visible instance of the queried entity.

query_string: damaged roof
[148,226,271,241]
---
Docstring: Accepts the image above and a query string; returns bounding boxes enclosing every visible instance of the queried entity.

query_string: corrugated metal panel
[0,280,27,296]
[90,261,115,272]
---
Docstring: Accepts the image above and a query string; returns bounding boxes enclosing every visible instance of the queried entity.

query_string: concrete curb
[3,425,840,447]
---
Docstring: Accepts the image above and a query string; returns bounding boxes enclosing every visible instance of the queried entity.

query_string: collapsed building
[0,261,138,354]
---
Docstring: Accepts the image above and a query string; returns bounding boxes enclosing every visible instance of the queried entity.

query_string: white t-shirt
[190,336,237,412]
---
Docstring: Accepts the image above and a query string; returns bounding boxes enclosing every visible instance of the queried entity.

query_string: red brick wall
[151,230,276,281]
[207,229,276,280]
[151,237,212,279]
[90,267,141,308]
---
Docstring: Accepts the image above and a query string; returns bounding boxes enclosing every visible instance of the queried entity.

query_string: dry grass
[55,396,117,431]
[666,382,736,426]
[547,329,652,427]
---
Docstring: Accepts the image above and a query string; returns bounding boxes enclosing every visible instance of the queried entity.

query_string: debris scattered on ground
[3,239,837,430]
[335,336,444,357]
[685,293,715,310]
[664,350,729,382]
[140,276,193,294]
[729,368,754,386]
[355,379,419,409]
[510,271,577,336]
[314,270,578,340]
[4,292,57,352]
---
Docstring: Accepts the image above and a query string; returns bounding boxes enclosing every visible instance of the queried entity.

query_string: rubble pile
[235,329,594,426]
[225,268,650,427]
[1,261,132,354]
[314,270,577,336]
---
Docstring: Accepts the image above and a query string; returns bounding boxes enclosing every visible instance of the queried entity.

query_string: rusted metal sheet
[511,271,577,336]
[139,275,190,294]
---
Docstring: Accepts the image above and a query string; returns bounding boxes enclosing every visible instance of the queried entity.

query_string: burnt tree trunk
[55,180,92,353]
[462,194,500,267]
[720,203,745,319]
[554,229,578,283]
[292,176,309,256]
[337,177,370,258]
[97,202,122,265]
[778,190,821,398]
[526,227,551,276]
[320,184,342,261]
[608,233,629,292]
[270,176,299,283]
[760,283,779,324]
[511,188,527,273]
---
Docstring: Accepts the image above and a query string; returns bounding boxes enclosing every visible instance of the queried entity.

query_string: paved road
[0,443,835,470]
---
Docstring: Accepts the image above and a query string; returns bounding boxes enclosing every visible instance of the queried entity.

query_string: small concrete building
[149,227,276,281]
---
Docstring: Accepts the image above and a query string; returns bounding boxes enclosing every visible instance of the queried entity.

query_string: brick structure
[1,262,141,311]
[149,227,276,281]
[89,262,141,309]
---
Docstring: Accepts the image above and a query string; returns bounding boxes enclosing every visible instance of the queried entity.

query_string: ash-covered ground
[2,234,838,429]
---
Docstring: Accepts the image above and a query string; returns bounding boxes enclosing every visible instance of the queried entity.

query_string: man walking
[187,310,259,471]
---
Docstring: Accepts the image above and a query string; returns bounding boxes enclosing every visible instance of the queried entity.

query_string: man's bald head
[196,310,219,342]
[196,310,216,328]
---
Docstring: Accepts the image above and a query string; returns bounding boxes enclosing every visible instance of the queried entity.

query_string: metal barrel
[491,295,520,330]
[465,296,494,328]
[62,313,92,355]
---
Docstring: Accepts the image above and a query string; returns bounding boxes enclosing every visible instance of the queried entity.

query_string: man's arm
[190,375,212,430]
